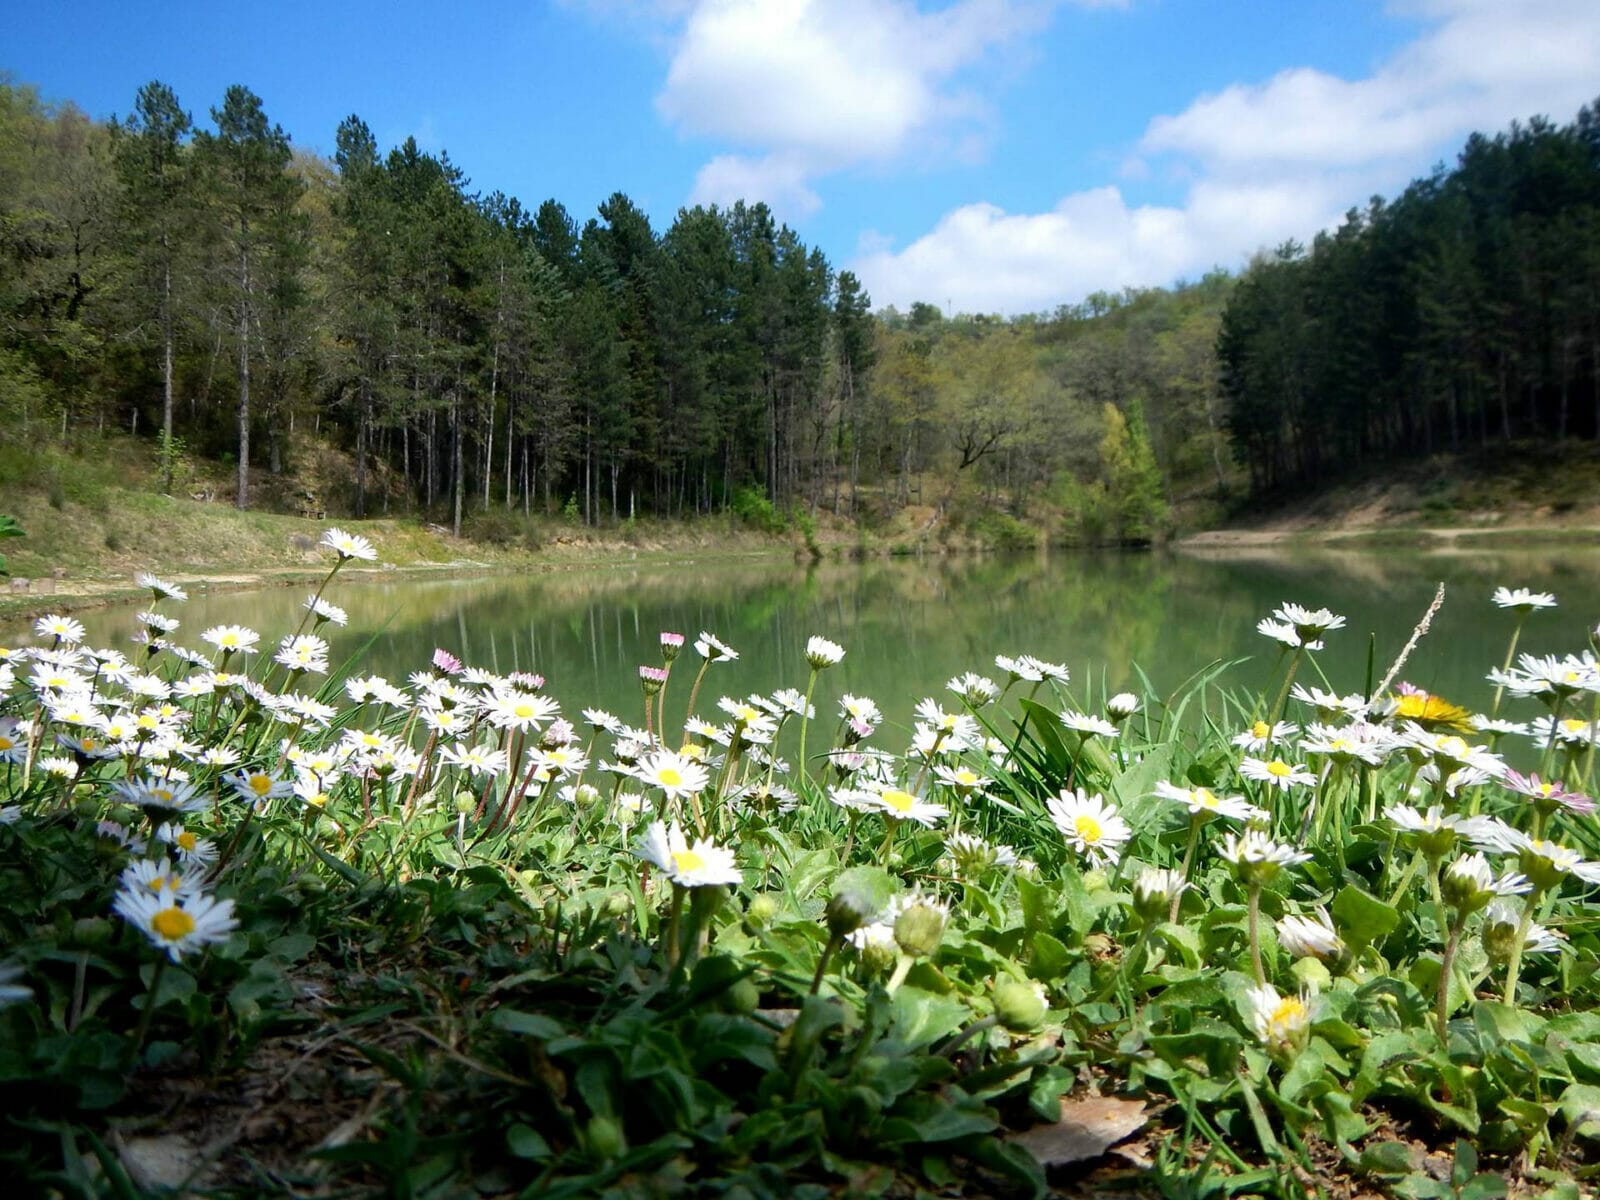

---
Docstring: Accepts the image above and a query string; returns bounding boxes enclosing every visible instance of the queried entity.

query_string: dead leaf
[1009,1097,1148,1168]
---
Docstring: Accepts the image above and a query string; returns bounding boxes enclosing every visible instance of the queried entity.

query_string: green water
[15,547,1600,734]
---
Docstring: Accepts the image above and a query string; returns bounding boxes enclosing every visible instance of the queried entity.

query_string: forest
[1218,102,1600,495]
[3,75,1598,541]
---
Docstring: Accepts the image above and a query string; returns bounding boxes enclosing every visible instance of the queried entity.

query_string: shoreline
[1175,522,1600,551]
[0,544,802,625]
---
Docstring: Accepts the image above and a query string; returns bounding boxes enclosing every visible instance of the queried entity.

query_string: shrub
[730,485,787,534]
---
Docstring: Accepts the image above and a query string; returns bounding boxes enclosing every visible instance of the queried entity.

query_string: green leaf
[267,932,316,962]
[1357,1140,1418,1176]
[1450,1138,1478,1188]
[493,1009,565,1039]
[1331,884,1399,952]
[506,1122,551,1160]
[1027,931,1071,981]
[1557,1082,1600,1139]
[891,986,971,1049]
[1474,1000,1545,1048]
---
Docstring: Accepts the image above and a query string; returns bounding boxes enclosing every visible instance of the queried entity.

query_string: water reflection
[18,548,1600,732]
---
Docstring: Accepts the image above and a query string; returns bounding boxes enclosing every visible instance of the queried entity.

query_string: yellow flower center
[1195,788,1218,808]
[177,831,197,852]
[1251,721,1270,738]
[672,849,706,874]
[735,705,760,723]
[151,907,195,941]
[1074,814,1103,843]
[153,788,174,804]
[883,789,916,813]
[514,703,535,719]
[0,736,13,751]
[954,770,978,786]
[1563,719,1586,732]
[657,767,683,789]
[1269,996,1306,1032]
[248,774,273,796]
[1266,761,1292,778]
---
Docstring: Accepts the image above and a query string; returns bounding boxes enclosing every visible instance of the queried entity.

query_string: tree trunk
[235,241,251,512]
[160,256,175,495]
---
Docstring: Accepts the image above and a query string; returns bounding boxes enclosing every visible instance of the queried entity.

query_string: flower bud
[1107,692,1139,721]
[72,916,113,948]
[1132,867,1185,924]
[584,1115,626,1161]
[745,893,781,930]
[1441,852,1495,913]
[993,979,1048,1032]
[825,870,888,938]
[893,897,948,959]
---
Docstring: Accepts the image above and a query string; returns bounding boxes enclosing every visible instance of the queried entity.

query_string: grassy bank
[1184,441,1600,546]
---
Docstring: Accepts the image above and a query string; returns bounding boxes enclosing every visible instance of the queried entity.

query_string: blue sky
[8,0,1599,314]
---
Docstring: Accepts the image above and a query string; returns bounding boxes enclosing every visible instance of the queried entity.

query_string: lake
[15,545,1600,739]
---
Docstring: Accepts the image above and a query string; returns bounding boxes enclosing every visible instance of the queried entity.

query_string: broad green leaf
[1331,883,1399,952]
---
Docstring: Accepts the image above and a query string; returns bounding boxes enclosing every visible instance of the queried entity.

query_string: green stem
[128,955,168,1067]
[797,670,819,787]
[810,932,842,995]
[1437,912,1466,1045]
[1170,815,1203,924]
[1490,618,1525,719]
[1501,892,1543,1006]
[1270,649,1303,728]
[1247,884,1266,986]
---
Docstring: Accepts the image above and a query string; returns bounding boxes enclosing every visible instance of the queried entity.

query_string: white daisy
[635,820,742,888]
[1047,788,1132,865]
[1060,711,1120,739]
[693,632,738,662]
[1239,756,1317,790]
[1275,908,1343,961]
[201,625,260,655]
[1231,719,1296,753]
[805,636,845,669]
[113,887,238,962]
[1219,830,1311,883]
[320,526,378,561]
[1492,587,1557,613]
[1245,983,1312,1053]
[638,749,711,799]
[869,784,948,827]
[34,614,86,644]
[1153,780,1264,823]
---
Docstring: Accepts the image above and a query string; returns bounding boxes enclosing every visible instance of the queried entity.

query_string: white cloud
[858,0,1600,314]
[690,151,822,219]
[657,0,1055,188]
